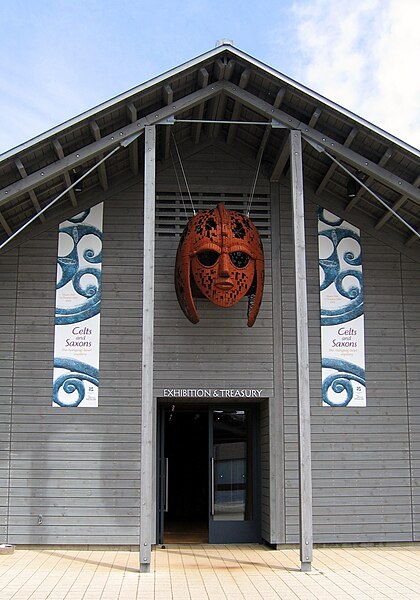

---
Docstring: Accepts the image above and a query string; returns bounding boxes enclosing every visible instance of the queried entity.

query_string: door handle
[211,457,215,516]
[164,458,169,512]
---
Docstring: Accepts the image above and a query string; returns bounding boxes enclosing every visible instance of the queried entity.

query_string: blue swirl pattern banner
[318,208,366,407]
[52,204,103,407]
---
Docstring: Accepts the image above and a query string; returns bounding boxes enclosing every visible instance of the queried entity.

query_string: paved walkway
[1,544,420,599]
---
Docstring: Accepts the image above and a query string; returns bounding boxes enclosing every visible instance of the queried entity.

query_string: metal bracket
[271,119,288,129]
[120,131,144,147]
[158,116,176,126]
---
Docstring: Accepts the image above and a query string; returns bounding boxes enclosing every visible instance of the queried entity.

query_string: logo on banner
[52,204,103,407]
[318,208,366,407]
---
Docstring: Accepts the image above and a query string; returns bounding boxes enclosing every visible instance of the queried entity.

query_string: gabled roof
[1,42,419,254]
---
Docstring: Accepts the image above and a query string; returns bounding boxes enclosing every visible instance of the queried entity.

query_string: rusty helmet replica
[175,203,264,327]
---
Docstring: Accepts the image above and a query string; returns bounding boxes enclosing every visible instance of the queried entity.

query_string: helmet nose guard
[175,203,264,327]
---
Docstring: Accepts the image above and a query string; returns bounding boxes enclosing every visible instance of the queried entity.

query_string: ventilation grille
[156,192,271,238]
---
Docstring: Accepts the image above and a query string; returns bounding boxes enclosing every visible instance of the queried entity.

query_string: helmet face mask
[175,203,264,326]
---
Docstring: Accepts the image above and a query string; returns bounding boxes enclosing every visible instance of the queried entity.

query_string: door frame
[157,401,261,544]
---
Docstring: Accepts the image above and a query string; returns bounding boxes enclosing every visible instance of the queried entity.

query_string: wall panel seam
[401,254,415,541]
[6,247,19,544]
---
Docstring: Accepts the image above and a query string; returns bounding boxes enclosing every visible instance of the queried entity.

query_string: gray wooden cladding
[153,147,274,396]
[0,187,143,545]
[0,249,17,543]
[0,141,419,547]
[281,182,419,544]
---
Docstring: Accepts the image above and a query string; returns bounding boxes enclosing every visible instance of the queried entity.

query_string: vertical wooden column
[290,130,313,572]
[139,125,156,573]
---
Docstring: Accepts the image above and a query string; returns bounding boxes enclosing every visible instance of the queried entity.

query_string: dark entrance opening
[158,403,260,544]
[162,408,209,543]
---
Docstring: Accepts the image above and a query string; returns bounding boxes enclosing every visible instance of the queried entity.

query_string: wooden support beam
[222,83,420,206]
[15,159,46,223]
[290,130,313,573]
[127,103,139,175]
[139,125,156,573]
[345,147,393,213]
[163,85,174,159]
[52,140,78,207]
[376,174,420,231]
[0,211,12,236]
[205,61,227,138]
[270,137,290,182]
[316,128,357,196]
[213,58,224,80]
[90,121,109,191]
[1,81,223,207]
[226,68,251,145]
[255,88,286,165]
[299,107,322,159]
[238,92,319,185]
[308,107,322,128]
[193,68,209,145]
[211,60,235,138]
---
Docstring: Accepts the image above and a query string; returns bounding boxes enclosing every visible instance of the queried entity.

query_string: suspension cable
[171,133,196,217]
[170,148,189,221]
[246,145,264,217]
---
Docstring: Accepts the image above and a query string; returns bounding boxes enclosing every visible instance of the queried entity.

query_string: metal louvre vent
[156,192,271,238]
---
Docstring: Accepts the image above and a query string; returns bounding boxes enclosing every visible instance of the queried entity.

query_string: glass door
[209,408,260,543]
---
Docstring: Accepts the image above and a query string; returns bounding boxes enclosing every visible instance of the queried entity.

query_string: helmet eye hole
[197,250,219,266]
[230,251,250,268]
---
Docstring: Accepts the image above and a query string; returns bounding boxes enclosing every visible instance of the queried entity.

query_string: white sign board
[52,204,103,407]
[318,208,366,407]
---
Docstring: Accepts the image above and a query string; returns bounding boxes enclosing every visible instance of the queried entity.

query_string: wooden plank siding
[153,146,274,396]
[5,185,143,545]
[281,182,417,543]
[0,249,18,543]
[153,238,273,392]
[0,139,419,548]
[402,256,420,542]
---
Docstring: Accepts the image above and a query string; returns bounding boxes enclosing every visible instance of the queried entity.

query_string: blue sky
[1,0,419,155]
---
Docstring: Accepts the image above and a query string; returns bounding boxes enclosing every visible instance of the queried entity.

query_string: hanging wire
[170,148,189,221]
[171,132,196,217]
[246,145,264,217]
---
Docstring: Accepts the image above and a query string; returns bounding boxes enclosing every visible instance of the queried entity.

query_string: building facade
[0,44,419,570]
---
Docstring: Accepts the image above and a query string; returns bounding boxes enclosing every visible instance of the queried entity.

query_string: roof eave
[0,43,231,163]
[1,43,418,165]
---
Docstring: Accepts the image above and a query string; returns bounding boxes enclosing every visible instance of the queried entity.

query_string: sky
[0,0,419,156]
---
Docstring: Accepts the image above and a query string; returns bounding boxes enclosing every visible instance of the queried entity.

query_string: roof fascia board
[0,82,224,207]
[0,45,231,164]
[224,83,420,206]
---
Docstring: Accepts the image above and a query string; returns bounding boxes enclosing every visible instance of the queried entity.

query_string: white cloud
[1,0,419,154]
[281,0,420,150]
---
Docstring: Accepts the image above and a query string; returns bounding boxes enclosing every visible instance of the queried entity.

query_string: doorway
[158,403,260,544]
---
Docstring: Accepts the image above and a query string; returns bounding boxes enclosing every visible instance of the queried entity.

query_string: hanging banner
[52,204,103,407]
[318,208,366,407]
